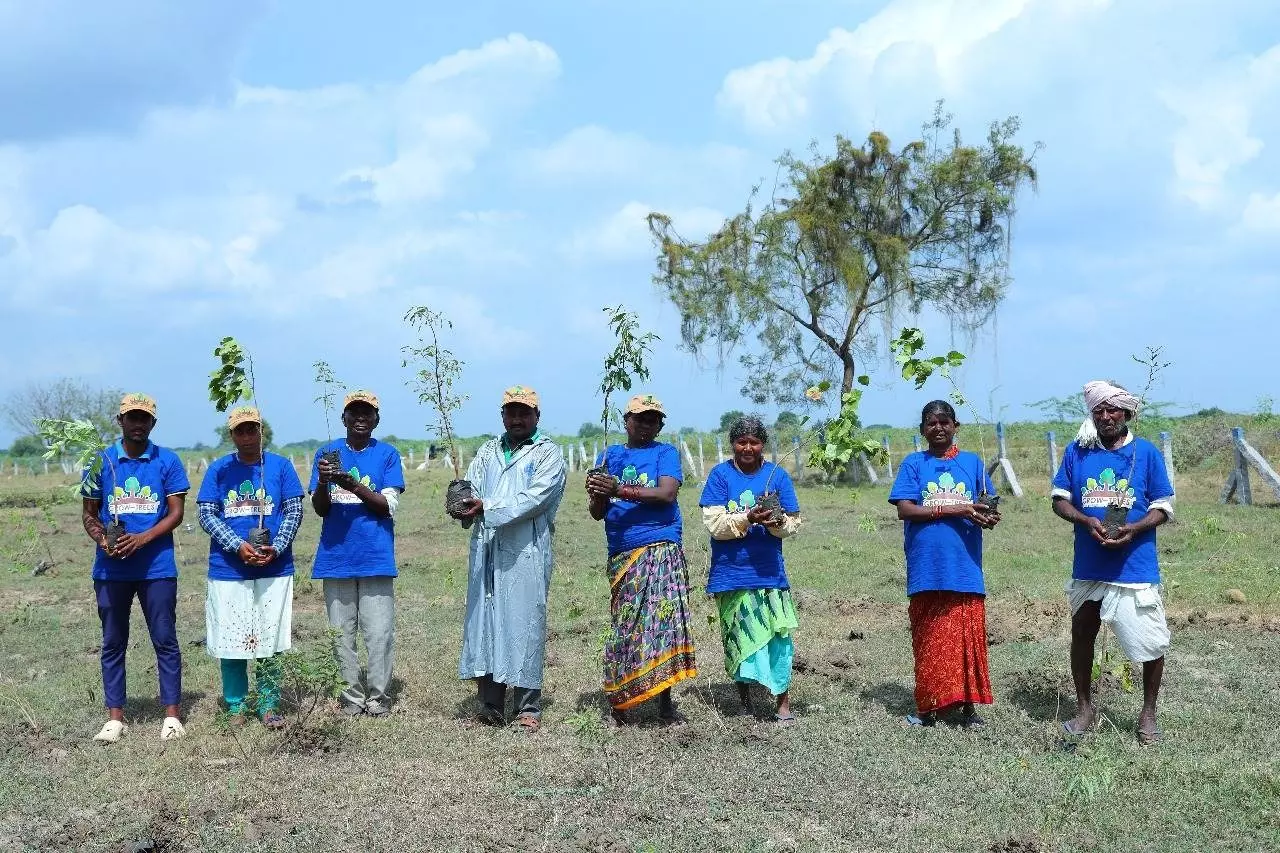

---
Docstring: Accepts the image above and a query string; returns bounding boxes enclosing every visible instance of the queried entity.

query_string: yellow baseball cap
[343,390,380,411]
[227,406,261,430]
[119,392,157,417]
[501,385,540,408]
[625,394,665,416]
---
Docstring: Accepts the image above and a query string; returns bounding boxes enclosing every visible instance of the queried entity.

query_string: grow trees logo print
[109,477,160,516]
[223,480,275,519]
[726,490,757,513]
[921,471,972,508]
[330,466,374,504]
[610,464,651,503]
[1080,467,1135,509]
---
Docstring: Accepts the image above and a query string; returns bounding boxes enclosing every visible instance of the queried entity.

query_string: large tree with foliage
[648,106,1038,404]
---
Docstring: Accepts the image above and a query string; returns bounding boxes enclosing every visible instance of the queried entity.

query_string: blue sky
[1,0,1277,447]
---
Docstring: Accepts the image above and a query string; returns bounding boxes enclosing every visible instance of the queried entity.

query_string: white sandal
[159,716,185,740]
[93,720,127,743]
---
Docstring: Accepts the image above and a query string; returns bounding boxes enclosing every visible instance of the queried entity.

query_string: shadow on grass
[1004,683,1068,723]
[129,690,207,723]
[860,682,915,716]
[449,682,557,723]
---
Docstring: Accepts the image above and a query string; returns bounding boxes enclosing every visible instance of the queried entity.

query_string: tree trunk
[840,353,857,395]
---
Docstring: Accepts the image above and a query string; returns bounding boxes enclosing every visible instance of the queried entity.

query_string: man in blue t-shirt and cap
[310,390,405,717]
[81,392,190,743]
[1051,380,1175,745]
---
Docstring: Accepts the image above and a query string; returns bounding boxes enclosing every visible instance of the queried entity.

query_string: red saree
[908,591,993,715]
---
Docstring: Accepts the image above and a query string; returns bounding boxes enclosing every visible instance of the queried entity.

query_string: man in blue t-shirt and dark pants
[81,393,190,743]
[1051,381,1175,745]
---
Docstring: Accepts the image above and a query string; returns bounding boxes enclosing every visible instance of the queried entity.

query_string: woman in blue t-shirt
[698,416,803,726]
[888,400,1000,728]
[586,394,698,726]
[197,407,305,729]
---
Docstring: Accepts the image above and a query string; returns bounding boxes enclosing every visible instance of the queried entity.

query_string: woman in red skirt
[888,400,1001,727]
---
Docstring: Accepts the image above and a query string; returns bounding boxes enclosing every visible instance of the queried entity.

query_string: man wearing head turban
[1050,381,1175,745]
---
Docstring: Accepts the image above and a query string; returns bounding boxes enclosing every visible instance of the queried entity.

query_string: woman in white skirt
[197,407,305,728]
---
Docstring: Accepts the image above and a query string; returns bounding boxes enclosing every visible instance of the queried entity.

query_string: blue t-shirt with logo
[309,439,405,579]
[699,460,799,594]
[198,452,305,581]
[888,450,994,596]
[82,441,190,582]
[1052,437,1173,584]
[596,442,683,555]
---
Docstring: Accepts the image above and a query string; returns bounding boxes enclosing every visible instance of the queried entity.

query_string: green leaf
[856,375,870,386]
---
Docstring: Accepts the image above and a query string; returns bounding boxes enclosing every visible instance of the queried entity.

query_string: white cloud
[10,205,216,300]
[562,201,724,263]
[1163,43,1280,209]
[716,0,1067,133]
[0,34,561,311]
[352,34,560,205]
[1240,192,1280,231]
[527,125,748,187]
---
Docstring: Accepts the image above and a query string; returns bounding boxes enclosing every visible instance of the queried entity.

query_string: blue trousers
[94,578,181,709]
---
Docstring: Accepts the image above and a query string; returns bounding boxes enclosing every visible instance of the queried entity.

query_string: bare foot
[1062,706,1096,735]
[1137,709,1161,744]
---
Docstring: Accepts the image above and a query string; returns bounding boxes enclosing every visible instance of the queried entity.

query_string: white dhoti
[205,576,294,659]
[1067,580,1170,663]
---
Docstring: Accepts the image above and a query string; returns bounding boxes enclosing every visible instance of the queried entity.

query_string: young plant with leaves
[312,361,345,469]
[1096,346,1171,538]
[38,418,123,548]
[889,327,1000,513]
[402,306,474,526]
[586,306,660,480]
[208,337,270,546]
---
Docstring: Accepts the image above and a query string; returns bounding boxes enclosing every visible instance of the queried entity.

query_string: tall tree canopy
[648,106,1038,405]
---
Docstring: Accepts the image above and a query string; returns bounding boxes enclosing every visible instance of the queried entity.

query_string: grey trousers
[323,577,395,709]
[477,674,542,720]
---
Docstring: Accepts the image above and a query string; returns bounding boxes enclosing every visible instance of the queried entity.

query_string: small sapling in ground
[402,306,474,527]
[312,361,345,470]
[209,337,271,547]
[587,306,659,484]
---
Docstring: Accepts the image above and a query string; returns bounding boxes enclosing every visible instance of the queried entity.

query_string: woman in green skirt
[699,416,803,725]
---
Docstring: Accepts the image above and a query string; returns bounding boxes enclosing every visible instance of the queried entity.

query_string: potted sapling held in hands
[38,419,123,550]
[402,306,475,527]
[891,328,1001,516]
[587,305,659,486]
[1094,346,1170,539]
[209,337,271,548]
[313,361,345,470]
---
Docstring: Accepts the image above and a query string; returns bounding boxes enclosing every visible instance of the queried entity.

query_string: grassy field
[0,448,1277,852]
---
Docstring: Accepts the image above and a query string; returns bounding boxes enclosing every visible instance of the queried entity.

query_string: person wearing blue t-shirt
[1052,381,1174,744]
[80,393,190,744]
[699,416,803,726]
[585,394,697,726]
[197,407,305,729]
[310,390,406,717]
[889,400,1000,728]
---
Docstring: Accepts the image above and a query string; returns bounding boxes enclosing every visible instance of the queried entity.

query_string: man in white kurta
[453,385,567,730]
